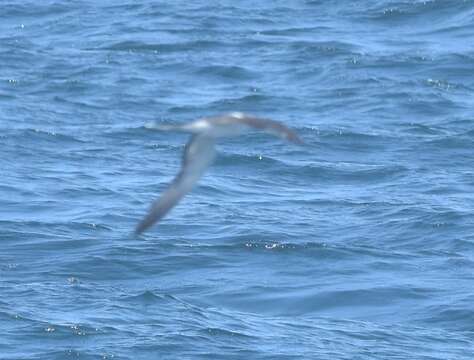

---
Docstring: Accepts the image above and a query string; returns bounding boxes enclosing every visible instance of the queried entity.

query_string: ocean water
[1,0,474,358]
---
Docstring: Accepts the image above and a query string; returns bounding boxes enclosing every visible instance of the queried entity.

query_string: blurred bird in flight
[135,112,303,234]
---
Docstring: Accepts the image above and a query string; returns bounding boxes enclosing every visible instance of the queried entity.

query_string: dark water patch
[101,125,164,141]
[365,0,473,25]
[17,128,85,145]
[102,2,149,12]
[198,326,255,340]
[215,151,282,168]
[0,2,72,19]
[445,118,474,132]
[451,237,474,253]
[274,162,408,185]
[208,283,433,317]
[422,134,474,150]
[423,77,472,92]
[119,290,168,305]
[177,238,410,263]
[192,64,258,80]
[0,92,16,100]
[397,122,449,136]
[207,94,271,109]
[5,220,110,243]
[316,128,398,152]
[259,26,333,37]
[422,302,474,332]
[99,40,229,53]
[52,95,108,111]
[288,40,361,58]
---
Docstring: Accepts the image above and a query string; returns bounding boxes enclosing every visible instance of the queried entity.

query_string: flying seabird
[135,112,302,234]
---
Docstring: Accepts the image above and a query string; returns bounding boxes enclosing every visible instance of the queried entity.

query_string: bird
[135,112,302,234]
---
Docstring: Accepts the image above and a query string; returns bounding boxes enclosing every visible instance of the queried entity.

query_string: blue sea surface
[1,1,474,359]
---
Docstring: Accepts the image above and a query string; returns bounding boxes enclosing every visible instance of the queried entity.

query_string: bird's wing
[135,135,216,234]
[232,114,303,144]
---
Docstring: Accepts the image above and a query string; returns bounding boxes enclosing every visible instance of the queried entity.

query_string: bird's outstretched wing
[220,113,303,144]
[135,135,216,234]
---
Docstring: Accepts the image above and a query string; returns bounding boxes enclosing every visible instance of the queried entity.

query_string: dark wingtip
[287,132,304,145]
[134,219,150,236]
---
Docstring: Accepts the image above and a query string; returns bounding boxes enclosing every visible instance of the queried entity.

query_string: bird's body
[135,112,302,234]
